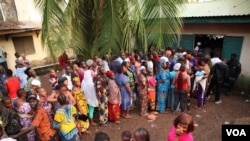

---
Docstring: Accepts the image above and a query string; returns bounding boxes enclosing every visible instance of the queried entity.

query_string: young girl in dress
[167,113,195,141]
[147,68,156,111]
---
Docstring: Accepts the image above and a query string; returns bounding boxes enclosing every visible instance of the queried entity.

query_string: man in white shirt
[211,51,222,66]
[102,54,110,72]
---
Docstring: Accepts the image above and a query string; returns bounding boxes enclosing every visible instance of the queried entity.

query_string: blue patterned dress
[155,62,171,113]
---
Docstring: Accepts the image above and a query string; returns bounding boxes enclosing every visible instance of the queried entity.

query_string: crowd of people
[0,45,242,141]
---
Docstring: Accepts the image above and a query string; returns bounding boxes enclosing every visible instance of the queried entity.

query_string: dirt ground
[40,73,250,141]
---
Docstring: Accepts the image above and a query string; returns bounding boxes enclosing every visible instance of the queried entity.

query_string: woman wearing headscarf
[95,67,109,126]
[72,77,90,134]
[155,57,171,113]
[136,66,148,116]
[106,70,121,124]
[53,94,79,141]
[81,59,98,126]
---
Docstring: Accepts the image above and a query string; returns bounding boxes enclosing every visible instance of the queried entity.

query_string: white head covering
[124,58,130,62]
[160,56,169,63]
[116,57,123,64]
[31,79,41,87]
[139,66,146,71]
[194,46,199,51]
[86,59,94,66]
[197,42,201,46]
[173,63,181,71]
[182,52,187,56]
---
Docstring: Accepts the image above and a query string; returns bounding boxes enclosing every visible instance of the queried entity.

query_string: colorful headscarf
[106,70,114,77]
[72,77,80,82]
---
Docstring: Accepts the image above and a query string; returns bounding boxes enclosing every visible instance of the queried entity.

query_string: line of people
[0,46,241,141]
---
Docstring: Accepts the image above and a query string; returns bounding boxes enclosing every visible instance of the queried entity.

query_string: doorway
[194,34,224,58]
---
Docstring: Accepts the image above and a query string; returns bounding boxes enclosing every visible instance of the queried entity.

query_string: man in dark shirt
[225,53,241,95]
[206,62,229,104]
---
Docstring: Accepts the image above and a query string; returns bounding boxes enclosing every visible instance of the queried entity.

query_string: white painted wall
[15,0,41,21]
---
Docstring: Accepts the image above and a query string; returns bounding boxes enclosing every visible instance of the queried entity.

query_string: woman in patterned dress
[14,89,35,141]
[72,77,90,134]
[136,66,148,116]
[147,68,157,111]
[95,67,109,125]
[53,94,79,141]
[106,70,121,124]
[155,58,171,113]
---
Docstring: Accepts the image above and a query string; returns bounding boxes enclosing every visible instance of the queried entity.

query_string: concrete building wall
[0,31,48,71]
[14,0,41,21]
[182,23,250,76]
[0,0,18,21]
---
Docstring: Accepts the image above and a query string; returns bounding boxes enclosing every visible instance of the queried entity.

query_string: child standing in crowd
[167,113,195,141]
[147,68,156,111]
[106,70,122,124]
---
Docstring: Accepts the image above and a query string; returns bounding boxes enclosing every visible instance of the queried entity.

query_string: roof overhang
[183,15,250,23]
[0,21,41,36]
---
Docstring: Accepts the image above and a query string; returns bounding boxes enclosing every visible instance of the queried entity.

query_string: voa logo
[226,129,246,136]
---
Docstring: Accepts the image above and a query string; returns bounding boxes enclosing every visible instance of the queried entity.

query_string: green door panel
[222,36,243,61]
[179,35,195,52]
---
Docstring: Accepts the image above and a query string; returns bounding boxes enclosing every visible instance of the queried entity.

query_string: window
[12,36,36,55]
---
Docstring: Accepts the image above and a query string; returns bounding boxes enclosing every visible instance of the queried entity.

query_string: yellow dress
[53,104,79,140]
[72,89,90,132]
